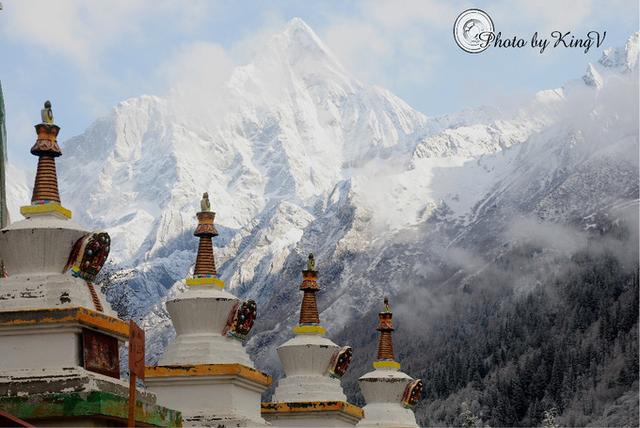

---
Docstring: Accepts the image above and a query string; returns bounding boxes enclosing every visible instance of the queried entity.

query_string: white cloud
[323,20,393,84]
[227,12,289,64]
[321,0,451,87]
[159,41,236,127]
[318,0,635,92]
[506,217,588,254]
[490,0,593,33]
[366,0,458,30]
[488,0,636,34]
[1,0,214,70]
[3,0,95,68]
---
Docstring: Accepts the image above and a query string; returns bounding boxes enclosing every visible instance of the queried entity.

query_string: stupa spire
[32,100,60,203]
[300,253,319,324]
[20,100,71,219]
[374,297,399,369]
[186,192,224,288]
[294,253,325,334]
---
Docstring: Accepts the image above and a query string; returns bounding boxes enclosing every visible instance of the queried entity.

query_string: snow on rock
[599,32,639,71]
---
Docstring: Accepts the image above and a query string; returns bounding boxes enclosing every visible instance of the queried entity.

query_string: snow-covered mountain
[52,18,450,315]
[6,20,638,399]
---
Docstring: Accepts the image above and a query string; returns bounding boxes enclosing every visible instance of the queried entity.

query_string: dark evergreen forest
[337,217,639,427]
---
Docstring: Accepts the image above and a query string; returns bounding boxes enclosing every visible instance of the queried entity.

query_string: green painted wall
[0,391,182,427]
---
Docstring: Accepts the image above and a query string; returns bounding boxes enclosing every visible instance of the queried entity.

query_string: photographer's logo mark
[453,9,494,53]
[453,8,606,54]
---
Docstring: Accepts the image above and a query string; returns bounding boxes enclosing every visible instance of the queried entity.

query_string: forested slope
[337,213,639,427]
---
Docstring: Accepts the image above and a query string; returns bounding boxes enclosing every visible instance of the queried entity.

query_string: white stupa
[357,298,423,428]
[145,193,271,427]
[262,255,363,427]
[0,101,179,427]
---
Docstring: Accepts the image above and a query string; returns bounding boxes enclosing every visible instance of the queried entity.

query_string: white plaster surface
[146,374,268,427]
[272,333,347,403]
[0,212,113,314]
[356,367,418,428]
[0,274,113,315]
[0,213,87,275]
[0,325,82,370]
[159,285,254,367]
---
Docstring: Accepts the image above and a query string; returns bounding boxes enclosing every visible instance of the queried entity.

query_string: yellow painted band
[20,203,72,219]
[185,277,224,288]
[261,401,364,419]
[0,307,129,339]
[145,363,272,386]
[293,325,326,335]
[373,360,401,369]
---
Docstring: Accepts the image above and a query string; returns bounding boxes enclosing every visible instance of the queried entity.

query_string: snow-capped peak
[581,33,638,89]
[599,32,639,71]
[583,63,604,88]
[277,17,338,64]
[48,17,439,278]
[239,17,356,97]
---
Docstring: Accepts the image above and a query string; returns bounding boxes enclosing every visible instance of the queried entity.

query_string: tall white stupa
[145,193,271,426]
[0,101,180,426]
[357,298,423,427]
[262,254,363,427]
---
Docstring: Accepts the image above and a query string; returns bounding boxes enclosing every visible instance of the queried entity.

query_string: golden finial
[307,253,316,271]
[383,297,391,313]
[200,192,211,212]
[41,100,54,124]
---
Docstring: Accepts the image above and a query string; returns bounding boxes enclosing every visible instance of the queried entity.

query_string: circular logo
[453,9,494,53]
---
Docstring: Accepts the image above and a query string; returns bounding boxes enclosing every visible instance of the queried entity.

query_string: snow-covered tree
[542,408,559,428]
[461,401,481,428]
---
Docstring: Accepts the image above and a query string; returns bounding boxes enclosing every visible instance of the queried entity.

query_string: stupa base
[261,401,363,427]
[356,403,418,428]
[0,367,180,427]
[146,363,271,427]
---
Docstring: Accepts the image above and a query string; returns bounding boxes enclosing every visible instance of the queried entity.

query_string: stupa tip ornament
[41,100,54,124]
[20,99,71,219]
[294,253,324,335]
[374,296,399,370]
[33,100,60,156]
[306,253,316,272]
[200,192,211,212]
[186,192,223,288]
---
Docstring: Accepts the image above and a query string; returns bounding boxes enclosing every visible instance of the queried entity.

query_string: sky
[0,0,638,167]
